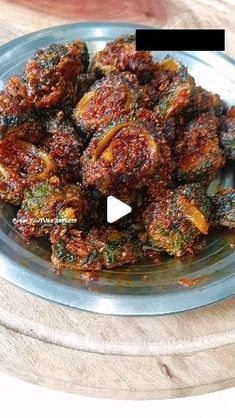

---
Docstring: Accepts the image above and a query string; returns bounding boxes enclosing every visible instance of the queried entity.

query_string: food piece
[134,107,175,192]
[2,118,44,144]
[212,188,235,228]
[147,137,174,194]
[175,113,224,183]
[162,117,176,144]
[0,137,57,205]
[42,111,84,182]
[0,76,31,131]
[24,40,89,108]
[16,179,88,238]
[56,72,96,116]
[81,118,160,197]
[51,225,144,272]
[219,113,235,160]
[0,163,25,205]
[143,183,211,256]
[73,73,141,135]
[134,107,175,140]
[70,72,96,110]
[148,56,195,119]
[228,106,235,117]
[91,35,154,82]
[183,86,225,118]
[0,76,44,143]
[0,137,57,182]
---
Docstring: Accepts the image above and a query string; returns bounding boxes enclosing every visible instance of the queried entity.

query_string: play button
[107,196,132,223]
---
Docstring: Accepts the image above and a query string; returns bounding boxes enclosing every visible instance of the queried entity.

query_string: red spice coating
[0,76,40,141]
[0,163,26,205]
[0,76,31,117]
[91,35,154,82]
[175,113,225,183]
[73,73,141,135]
[219,113,235,160]
[145,57,195,119]
[0,137,57,205]
[51,225,144,272]
[133,108,175,193]
[81,119,160,196]
[16,180,89,239]
[42,111,84,183]
[24,40,89,108]
[144,184,211,256]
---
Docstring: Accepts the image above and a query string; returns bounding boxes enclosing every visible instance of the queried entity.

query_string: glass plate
[0,22,234,315]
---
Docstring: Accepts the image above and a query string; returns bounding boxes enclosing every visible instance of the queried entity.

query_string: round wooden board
[0,0,235,400]
[0,276,235,399]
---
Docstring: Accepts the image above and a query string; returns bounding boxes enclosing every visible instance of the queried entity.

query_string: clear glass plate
[0,22,234,315]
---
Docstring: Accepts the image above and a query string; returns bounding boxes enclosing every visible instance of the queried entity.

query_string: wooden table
[0,0,235,55]
[0,0,234,400]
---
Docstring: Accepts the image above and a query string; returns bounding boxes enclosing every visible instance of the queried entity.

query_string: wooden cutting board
[0,0,235,399]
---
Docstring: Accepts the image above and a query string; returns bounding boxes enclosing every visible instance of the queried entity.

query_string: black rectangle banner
[136,29,225,51]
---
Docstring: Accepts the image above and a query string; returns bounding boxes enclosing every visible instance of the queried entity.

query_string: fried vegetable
[212,188,235,228]
[51,225,144,271]
[175,113,224,183]
[143,183,211,256]
[15,179,88,238]
[91,35,154,82]
[146,142,174,195]
[42,111,84,182]
[228,106,235,117]
[0,163,25,205]
[134,107,175,139]
[219,114,235,160]
[0,76,44,143]
[0,137,57,205]
[81,118,160,197]
[184,86,225,118]
[24,40,89,108]
[148,56,195,119]
[133,108,175,192]
[73,73,141,135]
[69,72,96,111]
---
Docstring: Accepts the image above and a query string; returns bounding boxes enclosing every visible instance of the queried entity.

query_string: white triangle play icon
[107,196,132,223]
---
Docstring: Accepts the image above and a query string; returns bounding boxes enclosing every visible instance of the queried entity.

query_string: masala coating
[212,188,235,228]
[51,225,144,272]
[15,178,88,238]
[42,110,84,182]
[183,86,225,118]
[0,136,57,204]
[146,56,195,119]
[219,113,235,160]
[175,113,224,183]
[0,75,44,143]
[91,35,154,82]
[24,40,89,108]
[81,118,160,197]
[133,107,175,191]
[0,163,25,205]
[143,183,211,256]
[73,73,141,136]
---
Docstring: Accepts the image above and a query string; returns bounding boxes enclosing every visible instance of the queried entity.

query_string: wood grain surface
[0,0,235,56]
[0,276,235,399]
[0,0,235,400]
